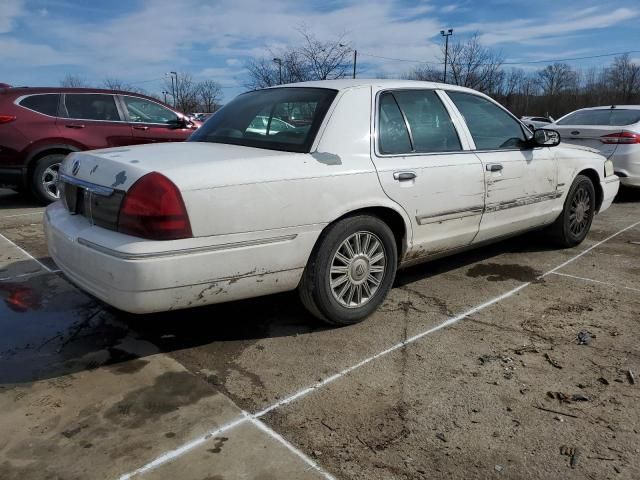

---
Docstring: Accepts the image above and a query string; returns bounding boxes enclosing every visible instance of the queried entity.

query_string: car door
[119,95,196,144]
[445,91,558,243]
[371,89,485,258]
[58,93,132,148]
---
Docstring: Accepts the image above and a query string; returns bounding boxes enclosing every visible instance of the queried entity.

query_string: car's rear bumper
[44,202,319,313]
[600,175,620,212]
[612,148,640,188]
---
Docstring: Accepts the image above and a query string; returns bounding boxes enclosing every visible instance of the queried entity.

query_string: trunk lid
[552,125,621,159]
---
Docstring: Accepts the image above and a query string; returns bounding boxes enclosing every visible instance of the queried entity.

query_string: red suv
[0,86,199,203]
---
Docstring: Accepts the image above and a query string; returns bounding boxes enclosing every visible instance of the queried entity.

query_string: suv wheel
[299,215,398,326]
[32,153,66,204]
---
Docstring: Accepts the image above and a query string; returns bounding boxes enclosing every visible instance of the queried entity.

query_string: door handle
[133,125,150,130]
[393,171,417,181]
[486,164,503,172]
[65,123,85,129]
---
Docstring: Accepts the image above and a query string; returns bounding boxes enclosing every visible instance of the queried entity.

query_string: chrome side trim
[59,174,115,197]
[416,205,484,225]
[77,234,298,260]
[604,175,620,184]
[485,190,562,213]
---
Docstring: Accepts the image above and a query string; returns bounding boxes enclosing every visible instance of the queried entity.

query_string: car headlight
[604,159,614,177]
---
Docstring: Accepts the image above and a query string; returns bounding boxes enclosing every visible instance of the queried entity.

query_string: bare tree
[536,63,578,97]
[197,80,223,112]
[60,74,89,88]
[164,72,199,113]
[446,34,504,92]
[402,64,442,82]
[245,29,351,89]
[102,77,147,94]
[607,54,640,104]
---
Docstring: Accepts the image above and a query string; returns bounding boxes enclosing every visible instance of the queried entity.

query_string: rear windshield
[189,87,337,153]
[557,109,640,126]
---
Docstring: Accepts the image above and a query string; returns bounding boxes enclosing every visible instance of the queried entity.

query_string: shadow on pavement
[0,230,557,385]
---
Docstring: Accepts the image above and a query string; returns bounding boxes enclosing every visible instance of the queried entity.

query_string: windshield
[557,109,640,126]
[189,87,338,153]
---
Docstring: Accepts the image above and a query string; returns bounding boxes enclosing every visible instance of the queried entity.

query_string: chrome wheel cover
[569,185,591,236]
[42,163,61,199]
[330,231,386,308]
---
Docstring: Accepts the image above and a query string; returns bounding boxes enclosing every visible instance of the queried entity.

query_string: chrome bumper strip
[77,234,298,260]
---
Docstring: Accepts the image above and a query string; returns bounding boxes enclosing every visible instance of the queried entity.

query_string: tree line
[246,32,640,119]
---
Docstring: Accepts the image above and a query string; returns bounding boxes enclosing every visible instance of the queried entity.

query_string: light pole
[440,28,453,83]
[273,58,283,85]
[339,44,357,79]
[162,91,169,104]
[165,72,177,108]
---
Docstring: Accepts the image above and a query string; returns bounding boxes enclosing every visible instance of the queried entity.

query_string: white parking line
[0,211,43,219]
[550,271,640,293]
[248,416,337,480]
[0,268,61,282]
[117,219,640,479]
[0,232,54,273]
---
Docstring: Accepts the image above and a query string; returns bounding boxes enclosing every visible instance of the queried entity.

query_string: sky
[1,0,639,102]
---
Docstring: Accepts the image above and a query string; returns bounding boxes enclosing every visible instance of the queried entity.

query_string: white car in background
[44,80,619,325]
[551,105,640,188]
[521,115,554,131]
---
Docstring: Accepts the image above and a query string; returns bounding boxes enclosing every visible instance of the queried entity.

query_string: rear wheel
[548,174,595,247]
[299,215,398,326]
[32,153,66,204]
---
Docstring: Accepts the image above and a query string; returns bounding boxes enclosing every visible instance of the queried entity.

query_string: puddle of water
[0,274,135,384]
[466,263,543,283]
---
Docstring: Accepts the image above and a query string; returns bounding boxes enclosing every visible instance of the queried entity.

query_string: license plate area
[62,183,87,216]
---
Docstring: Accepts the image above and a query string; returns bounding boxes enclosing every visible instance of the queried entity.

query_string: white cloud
[0,0,24,33]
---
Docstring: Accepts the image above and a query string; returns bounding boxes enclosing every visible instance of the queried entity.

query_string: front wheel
[299,215,398,326]
[548,174,596,247]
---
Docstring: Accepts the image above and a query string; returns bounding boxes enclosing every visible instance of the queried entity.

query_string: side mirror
[533,128,560,147]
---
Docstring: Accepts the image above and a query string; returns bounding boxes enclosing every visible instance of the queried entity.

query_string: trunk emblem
[71,160,80,176]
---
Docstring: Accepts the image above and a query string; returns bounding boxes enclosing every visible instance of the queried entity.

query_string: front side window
[64,94,120,121]
[448,91,526,150]
[123,97,179,124]
[19,94,60,116]
[190,87,337,153]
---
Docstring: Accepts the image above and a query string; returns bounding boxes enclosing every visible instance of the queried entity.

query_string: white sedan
[44,80,620,325]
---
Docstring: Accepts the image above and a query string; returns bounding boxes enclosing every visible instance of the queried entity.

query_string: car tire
[299,215,398,326]
[548,174,596,248]
[32,153,66,204]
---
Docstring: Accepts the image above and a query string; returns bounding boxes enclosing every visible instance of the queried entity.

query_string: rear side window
[64,94,120,121]
[448,91,526,150]
[392,90,461,153]
[19,94,60,116]
[378,92,412,154]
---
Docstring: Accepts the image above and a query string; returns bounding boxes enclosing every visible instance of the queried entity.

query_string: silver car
[521,115,554,131]
[551,106,640,188]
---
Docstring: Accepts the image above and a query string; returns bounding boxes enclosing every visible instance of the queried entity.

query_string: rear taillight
[600,132,640,144]
[0,115,16,124]
[117,172,192,240]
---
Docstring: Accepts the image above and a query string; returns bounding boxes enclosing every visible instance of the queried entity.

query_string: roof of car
[0,86,176,109]
[571,105,640,111]
[268,78,481,94]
